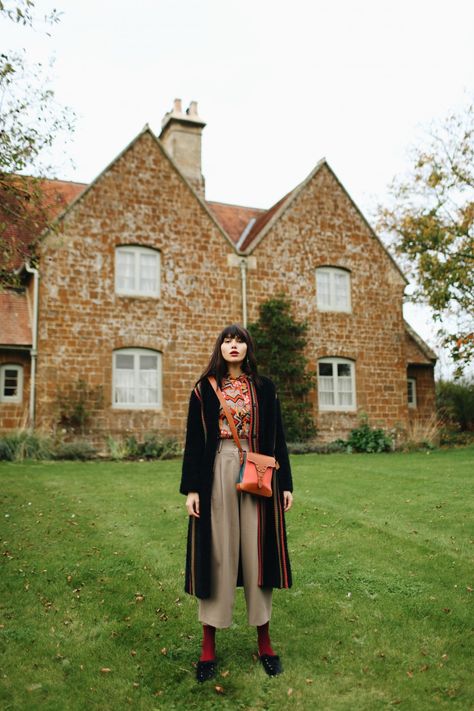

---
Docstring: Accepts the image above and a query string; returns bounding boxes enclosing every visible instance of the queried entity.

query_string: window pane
[139,253,158,293]
[316,271,331,307]
[319,362,333,377]
[115,369,135,403]
[140,354,158,370]
[116,251,136,291]
[337,363,351,377]
[4,370,18,397]
[338,377,353,406]
[334,272,349,309]
[319,373,335,406]
[116,354,134,369]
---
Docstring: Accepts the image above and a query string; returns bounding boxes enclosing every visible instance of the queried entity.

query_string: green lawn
[1,447,473,710]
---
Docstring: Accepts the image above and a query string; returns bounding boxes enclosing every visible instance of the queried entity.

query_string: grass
[0,447,473,711]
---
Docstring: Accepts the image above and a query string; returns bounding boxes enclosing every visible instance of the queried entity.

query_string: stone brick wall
[35,130,240,448]
[247,163,412,442]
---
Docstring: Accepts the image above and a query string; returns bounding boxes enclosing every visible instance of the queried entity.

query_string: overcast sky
[3,0,474,375]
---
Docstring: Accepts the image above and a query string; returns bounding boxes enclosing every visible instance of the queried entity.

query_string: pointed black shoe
[196,660,217,683]
[259,654,283,676]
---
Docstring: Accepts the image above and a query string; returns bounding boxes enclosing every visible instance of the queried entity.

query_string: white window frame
[318,357,356,411]
[115,245,161,297]
[112,348,162,409]
[407,377,417,409]
[0,364,23,404]
[316,267,352,313]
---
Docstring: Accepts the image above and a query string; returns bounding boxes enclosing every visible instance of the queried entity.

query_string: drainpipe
[24,263,39,430]
[239,258,248,327]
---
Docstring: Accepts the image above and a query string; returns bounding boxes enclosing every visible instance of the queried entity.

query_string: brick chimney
[159,99,206,197]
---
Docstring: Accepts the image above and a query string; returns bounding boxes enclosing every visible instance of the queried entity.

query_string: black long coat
[180,375,293,599]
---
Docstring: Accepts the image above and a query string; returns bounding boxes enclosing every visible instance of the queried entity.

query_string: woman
[180,324,294,682]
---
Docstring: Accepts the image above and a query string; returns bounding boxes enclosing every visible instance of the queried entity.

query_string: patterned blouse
[219,374,251,439]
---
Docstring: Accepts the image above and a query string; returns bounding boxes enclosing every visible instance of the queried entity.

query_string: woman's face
[220,334,248,366]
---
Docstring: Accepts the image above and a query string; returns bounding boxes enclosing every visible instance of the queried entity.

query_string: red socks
[257,621,275,657]
[199,622,275,660]
[199,624,216,662]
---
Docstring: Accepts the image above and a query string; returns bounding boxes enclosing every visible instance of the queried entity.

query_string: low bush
[0,431,53,461]
[401,414,440,451]
[287,440,347,454]
[436,378,474,431]
[106,433,181,460]
[345,420,392,453]
[52,440,97,460]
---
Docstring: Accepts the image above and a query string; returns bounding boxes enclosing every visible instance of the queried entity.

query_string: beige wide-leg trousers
[199,438,273,629]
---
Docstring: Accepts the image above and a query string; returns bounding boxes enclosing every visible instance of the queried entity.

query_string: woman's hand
[283,491,293,512]
[186,492,200,518]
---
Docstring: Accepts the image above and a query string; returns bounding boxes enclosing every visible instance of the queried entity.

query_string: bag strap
[208,376,245,464]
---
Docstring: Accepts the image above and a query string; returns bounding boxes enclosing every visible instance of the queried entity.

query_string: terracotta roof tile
[0,291,31,346]
[1,177,87,270]
[238,190,295,251]
[206,201,265,244]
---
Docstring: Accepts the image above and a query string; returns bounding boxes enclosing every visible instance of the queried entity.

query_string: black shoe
[259,654,283,676]
[196,659,217,683]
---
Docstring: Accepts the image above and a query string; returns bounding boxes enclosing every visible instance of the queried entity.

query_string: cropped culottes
[198,438,273,628]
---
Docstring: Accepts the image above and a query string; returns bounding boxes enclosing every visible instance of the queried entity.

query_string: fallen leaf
[305,678,313,684]
[441,653,448,660]
[100,667,112,674]
[160,648,167,655]
[287,688,293,696]
[130,650,137,657]
[220,670,230,677]
[466,586,472,592]
[215,685,225,694]
[153,690,163,697]
[406,670,413,678]
[135,594,145,602]
[419,664,429,672]
[132,682,139,688]
[442,608,451,614]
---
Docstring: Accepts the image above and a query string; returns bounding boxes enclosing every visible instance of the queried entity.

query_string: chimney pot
[187,101,198,117]
[173,98,183,114]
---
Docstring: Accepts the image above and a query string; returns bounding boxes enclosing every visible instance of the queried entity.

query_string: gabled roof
[0,290,31,346]
[206,201,265,245]
[49,125,238,251]
[404,319,437,363]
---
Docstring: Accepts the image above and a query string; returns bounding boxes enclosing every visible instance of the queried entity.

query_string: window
[113,349,162,408]
[115,246,160,297]
[318,358,356,411]
[407,378,417,408]
[316,267,351,312]
[0,364,23,403]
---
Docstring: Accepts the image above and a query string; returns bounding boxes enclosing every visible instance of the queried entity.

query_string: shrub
[52,440,97,460]
[287,440,347,455]
[436,378,474,431]
[0,431,53,461]
[249,295,316,442]
[106,434,181,460]
[345,420,392,453]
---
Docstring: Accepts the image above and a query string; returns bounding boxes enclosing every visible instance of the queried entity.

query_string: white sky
[3,0,474,376]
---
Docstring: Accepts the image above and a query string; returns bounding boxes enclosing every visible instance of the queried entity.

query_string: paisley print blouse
[219,374,251,439]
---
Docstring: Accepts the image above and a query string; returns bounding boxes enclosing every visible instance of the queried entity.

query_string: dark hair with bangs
[198,324,260,387]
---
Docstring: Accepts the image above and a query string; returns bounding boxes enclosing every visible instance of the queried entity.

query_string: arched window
[112,349,162,408]
[115,246,160,297]
[316,267,351,312]
[0,364,23,403]
[318,357,356,411]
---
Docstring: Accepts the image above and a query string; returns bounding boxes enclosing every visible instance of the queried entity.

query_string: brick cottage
[0,99,436,447]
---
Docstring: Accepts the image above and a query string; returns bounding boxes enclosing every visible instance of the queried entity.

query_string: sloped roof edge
[323,162,408,284]
[241,158,326,255]
[404,319,437,362]
[44,125,237,251]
